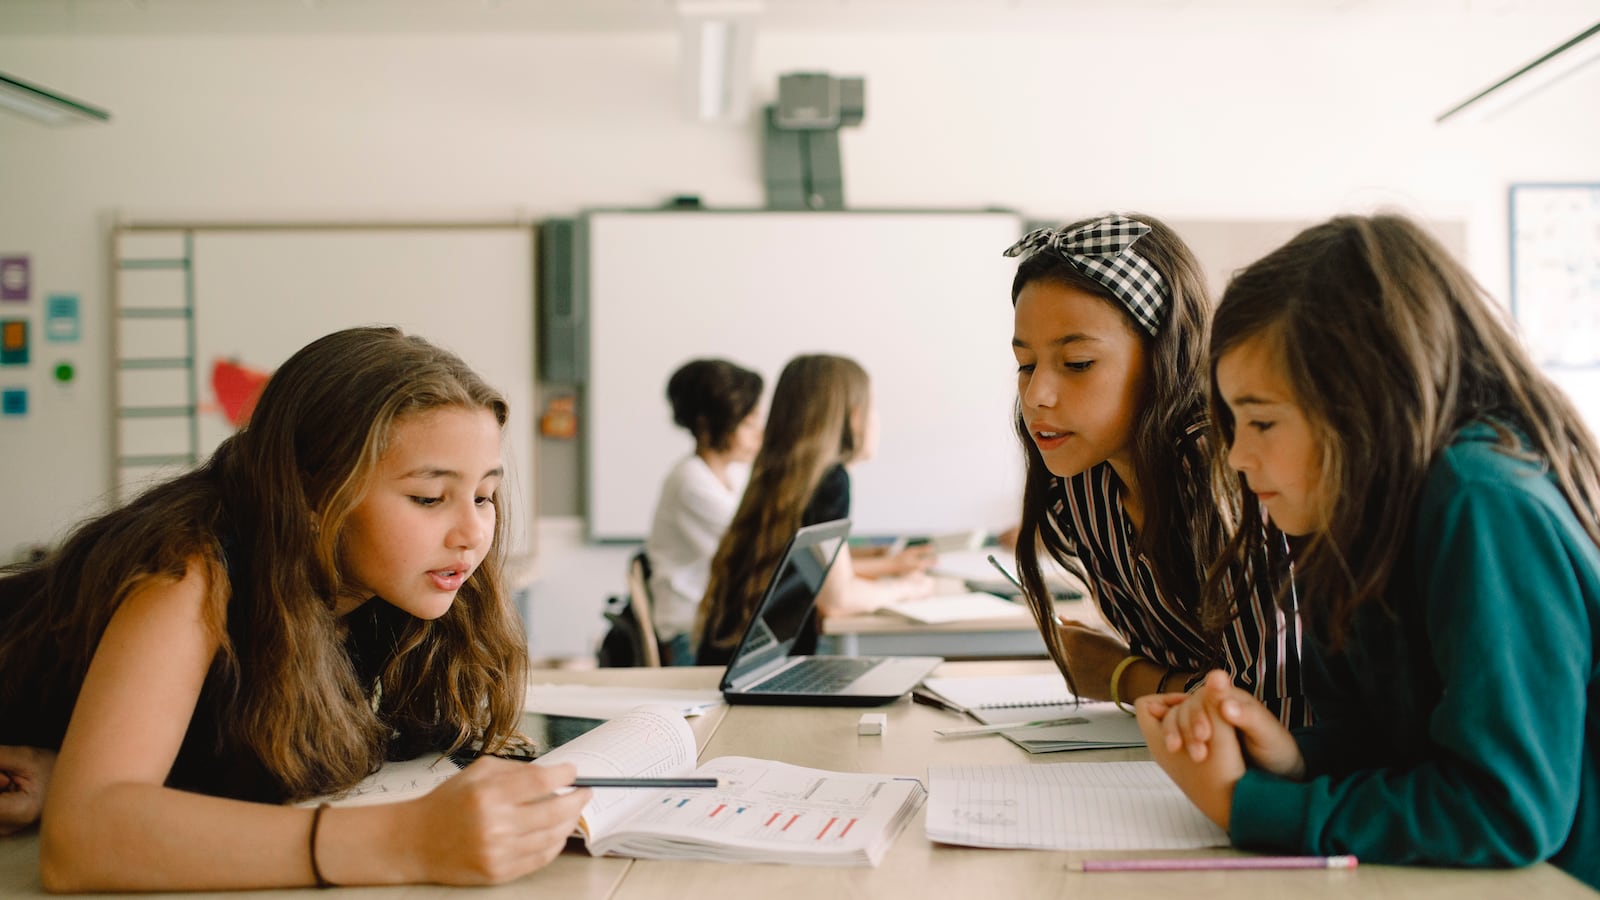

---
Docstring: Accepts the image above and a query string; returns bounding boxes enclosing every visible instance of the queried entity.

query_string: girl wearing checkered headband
[1004,213,1308,726]
[1140,215,1599,889]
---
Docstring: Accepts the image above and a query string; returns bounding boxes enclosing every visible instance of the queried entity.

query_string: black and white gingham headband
[1003,214,1170,337]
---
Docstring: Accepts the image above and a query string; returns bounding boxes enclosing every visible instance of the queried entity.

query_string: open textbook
[918,675,1144,753]
[305,709,924,867]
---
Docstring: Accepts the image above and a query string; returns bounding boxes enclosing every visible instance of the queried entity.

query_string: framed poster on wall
[1510,183,1600,368]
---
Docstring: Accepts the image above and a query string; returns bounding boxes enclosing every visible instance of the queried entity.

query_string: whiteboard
[126,227,536,557]
[583,210,1025,541]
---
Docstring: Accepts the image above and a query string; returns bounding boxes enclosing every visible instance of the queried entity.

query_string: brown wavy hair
[0,326,529,801]
[1009,213,1235,693]
[1205,213,1600,648]
[697,354,869,654]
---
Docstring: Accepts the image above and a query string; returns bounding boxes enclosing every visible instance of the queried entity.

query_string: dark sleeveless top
[0,535,406,804]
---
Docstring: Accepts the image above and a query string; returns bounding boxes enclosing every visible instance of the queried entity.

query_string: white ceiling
[0,0,1592,36]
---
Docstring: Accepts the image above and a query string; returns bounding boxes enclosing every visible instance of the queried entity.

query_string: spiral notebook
[917,675,1143,753]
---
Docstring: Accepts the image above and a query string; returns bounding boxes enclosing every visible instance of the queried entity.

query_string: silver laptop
[719,518,943,706]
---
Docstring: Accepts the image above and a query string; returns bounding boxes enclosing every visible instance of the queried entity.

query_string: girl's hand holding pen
[399,759,590,885]
[1053,619,1132,702]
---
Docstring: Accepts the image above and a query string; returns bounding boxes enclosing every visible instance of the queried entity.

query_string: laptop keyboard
[752,657,879,693]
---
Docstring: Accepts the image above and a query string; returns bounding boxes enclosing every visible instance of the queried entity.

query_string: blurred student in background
[696,354,937,666]
[645,359,765,665]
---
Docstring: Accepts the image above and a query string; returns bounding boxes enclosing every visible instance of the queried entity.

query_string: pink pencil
[1079,855,1358,873]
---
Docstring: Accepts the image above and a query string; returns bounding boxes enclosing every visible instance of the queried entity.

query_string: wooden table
[4,663,1593,899]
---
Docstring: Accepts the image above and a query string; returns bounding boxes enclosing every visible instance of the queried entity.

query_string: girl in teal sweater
[1138,214,1600,888]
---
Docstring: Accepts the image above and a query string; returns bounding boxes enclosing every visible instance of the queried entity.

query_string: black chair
[597,551,662,668]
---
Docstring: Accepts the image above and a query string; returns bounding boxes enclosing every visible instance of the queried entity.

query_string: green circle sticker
[54,362,74,383]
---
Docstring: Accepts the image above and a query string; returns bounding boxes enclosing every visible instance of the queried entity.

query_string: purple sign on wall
[0,257,28,302]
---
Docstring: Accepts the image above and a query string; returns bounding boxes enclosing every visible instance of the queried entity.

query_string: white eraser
[858,713,887,736]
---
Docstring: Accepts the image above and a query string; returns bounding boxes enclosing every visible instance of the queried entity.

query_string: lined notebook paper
[925,762,1228,850]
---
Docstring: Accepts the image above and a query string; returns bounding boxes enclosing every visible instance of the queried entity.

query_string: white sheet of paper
[925,761,1228,850]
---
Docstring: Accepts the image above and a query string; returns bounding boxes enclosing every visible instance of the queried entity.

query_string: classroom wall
[1,8,1596,658]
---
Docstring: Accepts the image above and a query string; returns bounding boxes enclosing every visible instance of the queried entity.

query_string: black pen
[911,688,964,714]
[572,776,722,789]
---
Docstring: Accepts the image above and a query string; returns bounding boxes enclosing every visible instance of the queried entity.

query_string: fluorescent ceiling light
[0,72,111,125]
[1437,21,1600,124]
[677,0,761,123]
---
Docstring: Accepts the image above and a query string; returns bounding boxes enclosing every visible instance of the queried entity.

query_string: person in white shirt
[645,359,764,664]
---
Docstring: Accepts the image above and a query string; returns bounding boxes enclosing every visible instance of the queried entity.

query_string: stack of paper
[882,592,1030,624]
[925,761,1228,850]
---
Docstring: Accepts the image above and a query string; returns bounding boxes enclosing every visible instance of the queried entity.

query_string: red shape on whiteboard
[212,358,271,427]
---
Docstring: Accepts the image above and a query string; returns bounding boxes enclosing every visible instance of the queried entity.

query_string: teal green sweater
[1230,425,1599,889]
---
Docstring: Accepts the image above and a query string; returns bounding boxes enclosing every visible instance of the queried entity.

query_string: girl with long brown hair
[1141,214,1598,888]
[1006,213,1307,723]
[695,354,936,666]
[0,326,589,890]
[645,358,765,665]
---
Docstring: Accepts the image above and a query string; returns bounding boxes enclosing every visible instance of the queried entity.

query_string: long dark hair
[1206,214,1600,647]
[1010,213,1233,691]
[698,354,869,654]
[0,326,529,801]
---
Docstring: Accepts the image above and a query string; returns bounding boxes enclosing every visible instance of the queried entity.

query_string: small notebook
[917,675,1144,753]
[919,674,1077,718]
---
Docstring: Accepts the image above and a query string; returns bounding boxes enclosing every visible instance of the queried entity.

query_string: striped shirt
[1049,421,1310,726]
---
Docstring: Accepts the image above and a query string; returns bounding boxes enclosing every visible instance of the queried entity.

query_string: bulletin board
[1510,183,1600,368]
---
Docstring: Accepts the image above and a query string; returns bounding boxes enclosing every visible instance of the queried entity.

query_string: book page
[298,753,460,808]
[538,707,698,837]
[302,707,697,836]
[590,756,926,866]
[925,761,1227,850]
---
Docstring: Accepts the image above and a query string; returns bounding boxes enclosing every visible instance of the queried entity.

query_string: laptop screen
[723,518,850,686]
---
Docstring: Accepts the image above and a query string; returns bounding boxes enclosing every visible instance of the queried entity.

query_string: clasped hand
[1134,670,1304,831]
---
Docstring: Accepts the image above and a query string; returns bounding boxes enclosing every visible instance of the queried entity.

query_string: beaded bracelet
[1109,655,1141,716]
[310,802,334,889]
